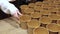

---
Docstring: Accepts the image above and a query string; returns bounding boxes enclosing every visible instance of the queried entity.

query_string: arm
[0,0,22,19]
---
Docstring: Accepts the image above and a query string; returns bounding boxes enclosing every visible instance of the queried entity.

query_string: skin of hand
[7,3,22,20]
[8,4,22,20]
[12,9,22,20]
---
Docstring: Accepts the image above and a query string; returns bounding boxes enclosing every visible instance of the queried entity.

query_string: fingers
[11,9,22,20]
[17,10,22,16]
[12,11,22,20]
[12,12,19,20]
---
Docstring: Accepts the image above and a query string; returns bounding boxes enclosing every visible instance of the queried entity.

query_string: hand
[12,10,22,20]
[0,0,22,20]
[6,3,22,20]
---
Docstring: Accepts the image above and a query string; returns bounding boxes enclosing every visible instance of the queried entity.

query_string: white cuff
[0,0,11,14]
[0,0,18,15]
[7,3,18,15]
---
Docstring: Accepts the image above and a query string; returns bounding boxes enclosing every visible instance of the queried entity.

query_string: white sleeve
[0,0,18,15]
[0,0,10,14]
[7,3,18,15]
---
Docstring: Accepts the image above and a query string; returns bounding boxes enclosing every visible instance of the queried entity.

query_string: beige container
[33,27,49,34]
[20,5,29,10]
[57,20,60,25]
[27,19,40,34]
[42,1,49,4]
[27,28,34,34]
[40,10,50,15]
[50,9,58,15]
[46,23,60,32]
[31,12,41,18]
[48,14,60,20]
[42,3,52,10]
[27,19,40,28]
[39,17,51,24]
[49,31,58,34]
[59,32,60,34]
[35,2,43,6]
[54,1,60,4]
[42,7,49,10]
[19,15,31,29]
[34,5,43,12]
[28,3,35,8]
[20,22,28,29]
[22,8,34,14]
[57,11,60,16]
[20,15,31,22]
[58,31,60,34]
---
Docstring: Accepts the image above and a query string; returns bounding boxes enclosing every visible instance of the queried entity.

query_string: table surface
[0,17,27,34]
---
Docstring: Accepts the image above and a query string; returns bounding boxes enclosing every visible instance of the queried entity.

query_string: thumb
[12,13,19,20]
[17,10,22,16]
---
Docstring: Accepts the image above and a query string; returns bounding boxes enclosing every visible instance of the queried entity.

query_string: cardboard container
[34,6,42,12]
[49,31,58,34]
[27,19,40,34]
[58,31,60,34]
[20,22,28,29]
[27,19,40,28]
[33,27,49,34]
[20,15,31,22]
[48,14,60,20]
[22,8,34,14]
[19,15,31,29]
[46,23,60,32]
[39,17,51,24]
[40,10,50,15]
[57,11,60,16]
[27,28,34,34]
[57,20,60,25]
[20,5,29,10]
[35,2,43,6]
[31,12,41,18]
[28,3,35,8]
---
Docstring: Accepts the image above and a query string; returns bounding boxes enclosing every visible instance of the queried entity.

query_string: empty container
[27,19,40,28]
[39,17,51,24]
[31,12,41,18]
[20,15,31,22]
[46,23,60,32]
[33,27,49,34]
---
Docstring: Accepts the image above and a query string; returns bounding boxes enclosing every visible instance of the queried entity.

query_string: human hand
[12,10,22,20]
[0,0,22,20]
[6,3,22,20]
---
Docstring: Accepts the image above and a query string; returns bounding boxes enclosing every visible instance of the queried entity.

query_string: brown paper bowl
[20,15,31,22]
[46,23,60,32]
[33,27,49,34]
[27,19,40,28]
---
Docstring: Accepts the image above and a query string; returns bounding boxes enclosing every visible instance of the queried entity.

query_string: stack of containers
[19,0,60,34]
